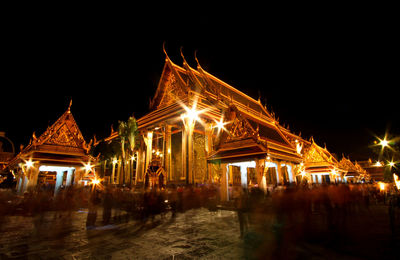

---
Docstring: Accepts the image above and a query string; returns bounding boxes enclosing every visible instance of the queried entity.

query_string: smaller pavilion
[301,138,346,184]
[8,102,97,194]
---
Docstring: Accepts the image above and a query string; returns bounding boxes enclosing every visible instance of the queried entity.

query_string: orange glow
[379,182,385,192]
[394,174,400,190]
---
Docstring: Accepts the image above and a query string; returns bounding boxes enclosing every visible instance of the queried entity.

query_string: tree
[118,116,140,185]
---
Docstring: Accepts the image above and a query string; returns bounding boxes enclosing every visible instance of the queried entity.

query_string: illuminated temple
[8,103,98,194]
[105,50,370,199]
[7,50,370,197]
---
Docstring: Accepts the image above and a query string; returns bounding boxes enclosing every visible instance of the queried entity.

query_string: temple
[128,50,305,199]
[8,102,98,194]
[104,49,371,199]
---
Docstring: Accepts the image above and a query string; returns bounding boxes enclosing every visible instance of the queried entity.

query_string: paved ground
[0,204,399,259]
[0,208,243,259]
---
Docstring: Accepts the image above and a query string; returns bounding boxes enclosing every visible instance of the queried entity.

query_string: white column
[66,168,74,186]
[22,176,29,193]
[240,166,247,188]
[286,164,294,183]
[54,170,64,194]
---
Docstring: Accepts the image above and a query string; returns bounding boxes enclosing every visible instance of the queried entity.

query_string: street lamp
[380,139,389,148]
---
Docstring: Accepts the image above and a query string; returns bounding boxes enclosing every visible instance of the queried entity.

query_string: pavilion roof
[8,102,95,167]
[148,53,274,123]
[303,138,340,170]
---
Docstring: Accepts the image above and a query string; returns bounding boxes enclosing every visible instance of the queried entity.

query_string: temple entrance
[145,165,166,189]
[38,166,75,194]
[226,161,255,200]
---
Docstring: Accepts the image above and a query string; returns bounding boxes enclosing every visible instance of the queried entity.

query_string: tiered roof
[139,50,302,163]
[302,138,342,174]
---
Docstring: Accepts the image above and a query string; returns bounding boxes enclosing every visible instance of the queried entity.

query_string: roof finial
[194,50,201,69]
[162,41,171,61]
[68,99,72,113]
[180,46,187,65]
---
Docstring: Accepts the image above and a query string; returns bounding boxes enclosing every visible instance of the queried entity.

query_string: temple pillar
[187,123,194,184]
[276,161,283,185]
[22,175,29,193]
[220,163,229,201]
[116,157,121,184]
[255,159,264,187]
[165,125,172,181]
[27,167,39,191]
[145,131,153,173]
[54,170,64,194]
[66,168,74,186]
[205,122,213,182]
[181,125,187,181]
[17,175,23,193]
[111,159,116,184]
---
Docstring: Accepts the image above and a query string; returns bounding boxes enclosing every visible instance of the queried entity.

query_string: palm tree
[118,116,140,185]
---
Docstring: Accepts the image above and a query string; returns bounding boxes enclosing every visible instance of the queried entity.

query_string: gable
[150,61,188,111]
[44,123,79,147]
[33,109,87,151]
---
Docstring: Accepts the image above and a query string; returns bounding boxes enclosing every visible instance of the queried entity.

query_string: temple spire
[67,99,72,113]
[162,41,170,61]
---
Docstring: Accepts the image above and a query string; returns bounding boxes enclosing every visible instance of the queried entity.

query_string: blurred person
[102,186,113,225]
[86,189,101,229]
[236,187,249,239]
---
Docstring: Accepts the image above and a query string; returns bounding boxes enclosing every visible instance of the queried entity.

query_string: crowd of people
[1,182,400,257]
[231,183,400,258]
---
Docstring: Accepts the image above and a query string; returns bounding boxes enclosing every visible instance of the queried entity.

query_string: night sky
[1,7,398,161]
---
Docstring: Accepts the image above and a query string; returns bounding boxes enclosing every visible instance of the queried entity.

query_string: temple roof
[148,53,273,122]
[8,102,95,167]
[208,105,302,163]
[303,138,340,169]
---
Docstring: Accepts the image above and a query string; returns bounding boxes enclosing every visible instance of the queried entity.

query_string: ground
[0,204,399,259]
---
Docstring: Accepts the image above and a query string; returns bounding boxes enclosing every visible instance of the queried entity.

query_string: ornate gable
[149,58,189,111]
[33,106,87,151]
[218,105,257,144]
[303,141,335,164]
[45,123,79,147]
[157,73,187,109]
[338,157,357,171]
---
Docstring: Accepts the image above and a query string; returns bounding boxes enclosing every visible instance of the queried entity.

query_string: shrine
[128,49,307,200]
[8,102,97,194]
[299,138,346,184]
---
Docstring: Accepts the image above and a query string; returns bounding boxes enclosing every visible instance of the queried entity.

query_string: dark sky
[1,7,398,160]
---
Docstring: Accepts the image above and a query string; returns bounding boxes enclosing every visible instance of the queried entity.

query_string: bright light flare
[178,95,209,127]
[24,159,34,169]
[91,178,100,185]
[379,182,385,192]
[89,177,104,190]
[388,161,396,168]
[380,139,389,148]
[374,161,382,167]
[213,117,229,134]
[84,162,93,172]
